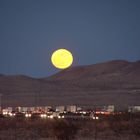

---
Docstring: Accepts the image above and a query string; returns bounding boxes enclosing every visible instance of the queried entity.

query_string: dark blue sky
[0,0,140,77]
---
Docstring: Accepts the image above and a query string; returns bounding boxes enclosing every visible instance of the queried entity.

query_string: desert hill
[0,60,140,110]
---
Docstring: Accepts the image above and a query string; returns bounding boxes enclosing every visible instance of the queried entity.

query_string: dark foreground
[0,113,140,140]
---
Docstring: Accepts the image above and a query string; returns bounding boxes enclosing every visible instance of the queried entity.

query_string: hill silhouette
[0,60,140,109]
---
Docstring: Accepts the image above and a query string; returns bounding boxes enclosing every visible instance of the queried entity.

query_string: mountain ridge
[0,60,140,109]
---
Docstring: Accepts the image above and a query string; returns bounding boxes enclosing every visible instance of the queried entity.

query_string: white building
[2,107,13,114]
[21,107,28,113]
[77,107,82,111]
[56,106,65,113]
[66,105,76,113]
[128,106,140,113]
[7,107,13,112]
[107,105,115,112]
[44,106,52,112]
[103,105,115,113]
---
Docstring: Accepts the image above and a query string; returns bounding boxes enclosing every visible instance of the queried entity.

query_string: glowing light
[8,112,15,117]
[49,115,53,119]
[93,116,99,120]
[40,114,47,118]
[58,115,64,119]
[25,114,31,117]
[51,49,73,69]
[82,111,86,114]
[3,112,8,115]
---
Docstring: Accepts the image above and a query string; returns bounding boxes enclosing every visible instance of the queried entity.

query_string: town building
[56,106,65,113]
[103,105,115,113]
[66,105,76,113]
[128,106,140,113]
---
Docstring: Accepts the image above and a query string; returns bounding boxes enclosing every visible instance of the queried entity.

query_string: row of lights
[2,111,98,120]
[2,112,65,119]
[26,114,65,119]
[93,116,99,120]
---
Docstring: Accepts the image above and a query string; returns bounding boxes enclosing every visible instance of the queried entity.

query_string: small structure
[44,106,52,113]
[66,105,76,113]
[128,106,140,113]
[77,107,82,112]
[7,107,13,113]
[21,107,28,113]
[56,106,65,113]
[2,107,12,115]
[103,105,115,113]
[107,105,115,113]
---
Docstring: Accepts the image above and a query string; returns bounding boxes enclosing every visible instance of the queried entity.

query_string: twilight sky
[0,0,140,77]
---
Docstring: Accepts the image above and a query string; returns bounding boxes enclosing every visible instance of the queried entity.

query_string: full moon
[51,49,73,69]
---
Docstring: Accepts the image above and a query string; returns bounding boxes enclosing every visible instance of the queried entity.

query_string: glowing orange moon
[51,49,73,69]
